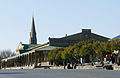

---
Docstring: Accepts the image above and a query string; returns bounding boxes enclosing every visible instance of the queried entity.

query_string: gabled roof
[35,46,60,52]
[50,29,109,40]
[22,44,40,50]
[60,32,82,40]
[17,43,40,54]
[27,42,49,50]
[18,42,50,54]
[112,35,120,40]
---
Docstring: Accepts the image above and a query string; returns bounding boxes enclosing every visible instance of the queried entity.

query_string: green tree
[48,39,120,65]
[48,47,64,61]
[55,51,62,60]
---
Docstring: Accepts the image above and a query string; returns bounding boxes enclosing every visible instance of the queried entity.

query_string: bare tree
[0,49,16,59]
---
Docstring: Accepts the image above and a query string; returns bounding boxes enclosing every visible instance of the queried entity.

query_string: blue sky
[0,0,120,52]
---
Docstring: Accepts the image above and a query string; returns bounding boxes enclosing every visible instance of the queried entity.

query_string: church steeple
[29,16,37,44]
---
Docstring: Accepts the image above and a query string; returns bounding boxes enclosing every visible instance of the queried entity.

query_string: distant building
[49,29,109,47]
[1,17,110,69]
[16,16,38,55]
[111,35,120,40]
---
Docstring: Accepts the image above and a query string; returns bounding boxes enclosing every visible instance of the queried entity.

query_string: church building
[1,17,110,69]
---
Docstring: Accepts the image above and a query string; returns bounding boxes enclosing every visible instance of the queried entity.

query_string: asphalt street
[0,69,120,78]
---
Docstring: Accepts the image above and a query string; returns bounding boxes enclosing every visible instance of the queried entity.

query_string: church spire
[29,16,37,44]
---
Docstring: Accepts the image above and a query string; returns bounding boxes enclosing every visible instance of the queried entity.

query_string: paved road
[0,69,120,78]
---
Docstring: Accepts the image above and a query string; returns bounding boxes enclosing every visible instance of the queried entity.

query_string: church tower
[29,16,37,44]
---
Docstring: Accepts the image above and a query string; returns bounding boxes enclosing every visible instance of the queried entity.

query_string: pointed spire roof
[31,16,36,36]
[29,16,37,44]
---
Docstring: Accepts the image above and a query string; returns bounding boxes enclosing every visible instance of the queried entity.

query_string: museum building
[1,17,109,69]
